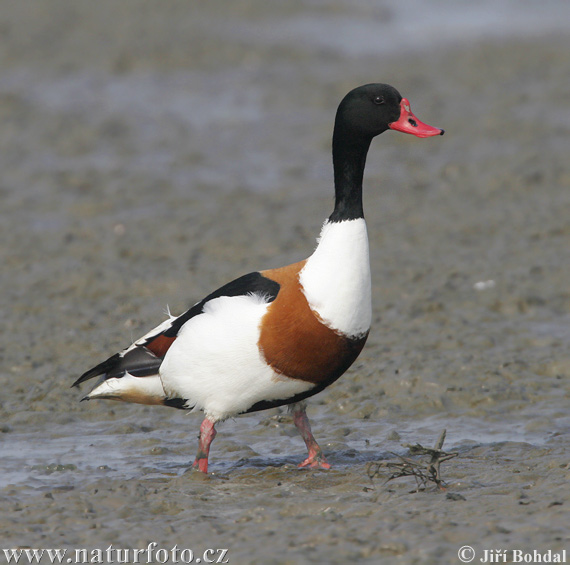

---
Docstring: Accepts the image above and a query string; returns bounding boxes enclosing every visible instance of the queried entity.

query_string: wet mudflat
[1,2,570,563]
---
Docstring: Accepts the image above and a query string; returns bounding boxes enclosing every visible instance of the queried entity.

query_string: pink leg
[192,417,217,473]
[291,403,331,469]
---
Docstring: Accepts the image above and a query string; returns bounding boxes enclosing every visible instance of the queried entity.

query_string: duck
[73,83,443,473]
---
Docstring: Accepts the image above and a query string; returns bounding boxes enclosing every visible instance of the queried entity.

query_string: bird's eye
[373,96,385,105]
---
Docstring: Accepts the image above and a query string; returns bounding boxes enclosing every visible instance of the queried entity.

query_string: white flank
[159,293,314,420]
[299,218,371,338]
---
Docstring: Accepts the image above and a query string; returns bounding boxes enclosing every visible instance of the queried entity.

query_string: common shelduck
[73,83,443,473]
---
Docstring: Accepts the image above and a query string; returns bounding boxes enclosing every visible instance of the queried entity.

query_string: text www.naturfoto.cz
[3,545,229,564]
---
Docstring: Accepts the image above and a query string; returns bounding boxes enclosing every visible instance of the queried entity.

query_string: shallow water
[5,408,562,494]
[2,1,570,562]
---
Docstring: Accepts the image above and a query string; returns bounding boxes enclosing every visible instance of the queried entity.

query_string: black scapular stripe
[163,271,280,337]
[74,271,280,388]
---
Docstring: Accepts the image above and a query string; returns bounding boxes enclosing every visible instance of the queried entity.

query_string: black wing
[73,271,281,388]
[162,271,280,337]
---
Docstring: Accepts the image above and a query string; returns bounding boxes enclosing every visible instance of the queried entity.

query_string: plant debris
[367,430,458,492]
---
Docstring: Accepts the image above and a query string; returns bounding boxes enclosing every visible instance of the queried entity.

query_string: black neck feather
[329,126,373,223]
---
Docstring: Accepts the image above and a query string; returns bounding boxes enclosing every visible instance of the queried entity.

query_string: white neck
[299,218,371,338]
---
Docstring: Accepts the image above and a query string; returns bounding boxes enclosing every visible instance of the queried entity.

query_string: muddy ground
[1,2,569,563]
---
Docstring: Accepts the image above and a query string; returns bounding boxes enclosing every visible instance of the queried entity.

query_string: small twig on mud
[367,430,458,492]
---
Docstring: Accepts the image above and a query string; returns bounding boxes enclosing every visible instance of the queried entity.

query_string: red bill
[389,98,444,138]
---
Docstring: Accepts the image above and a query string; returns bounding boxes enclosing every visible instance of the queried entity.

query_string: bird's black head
[335,83,444,139]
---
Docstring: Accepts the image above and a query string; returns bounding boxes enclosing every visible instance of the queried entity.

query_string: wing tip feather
[72,352,122,388]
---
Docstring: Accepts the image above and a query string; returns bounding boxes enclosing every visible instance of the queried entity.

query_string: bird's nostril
[408,118,417,127]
